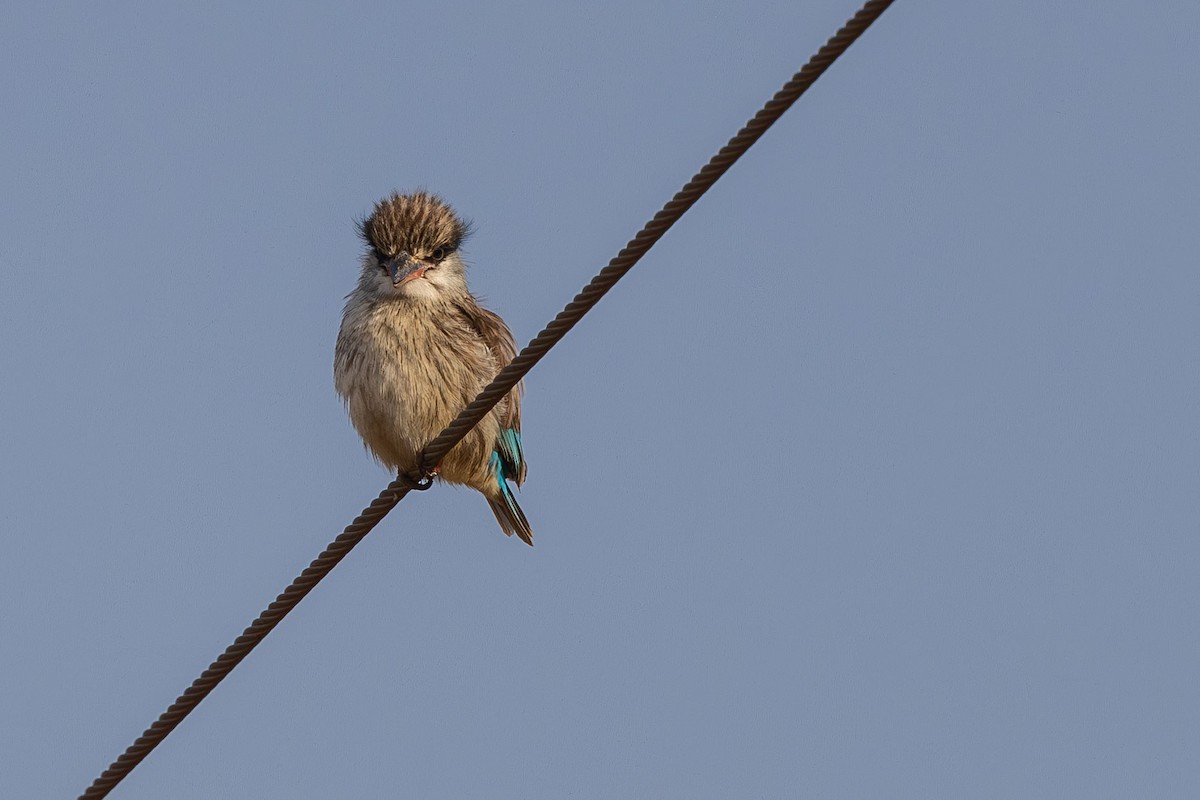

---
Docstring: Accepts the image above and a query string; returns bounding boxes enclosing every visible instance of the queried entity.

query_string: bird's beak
[385,252,428,287]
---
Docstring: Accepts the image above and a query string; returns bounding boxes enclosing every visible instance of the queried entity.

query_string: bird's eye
[431,246,452,261]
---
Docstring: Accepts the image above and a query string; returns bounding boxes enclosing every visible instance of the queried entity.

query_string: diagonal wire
[80,1,894,797]
[421,0,893,472]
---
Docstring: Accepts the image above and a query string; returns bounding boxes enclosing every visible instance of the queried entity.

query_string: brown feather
[359,191,472,258]
[453,299,525,464]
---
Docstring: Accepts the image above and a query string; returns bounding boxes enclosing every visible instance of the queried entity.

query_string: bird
[334,191,532,545]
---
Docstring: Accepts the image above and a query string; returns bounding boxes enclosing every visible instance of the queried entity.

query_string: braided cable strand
[78,481,416,798]
[422,0,895,471]
[80,2,893,796]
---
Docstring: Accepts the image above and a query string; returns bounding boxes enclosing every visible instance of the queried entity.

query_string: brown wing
[454,297,526,483]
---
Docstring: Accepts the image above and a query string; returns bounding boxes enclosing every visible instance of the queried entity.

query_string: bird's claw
[397,471,434,491]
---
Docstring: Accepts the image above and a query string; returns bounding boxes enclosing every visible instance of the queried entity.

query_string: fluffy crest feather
[358,191,472,257]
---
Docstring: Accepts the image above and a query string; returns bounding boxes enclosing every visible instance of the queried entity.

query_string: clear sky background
[2,2,1198,798]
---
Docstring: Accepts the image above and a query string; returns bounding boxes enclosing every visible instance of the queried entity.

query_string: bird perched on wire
[334,191,532,545]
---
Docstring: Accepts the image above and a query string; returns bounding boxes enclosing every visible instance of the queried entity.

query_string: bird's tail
[488,490,533,546]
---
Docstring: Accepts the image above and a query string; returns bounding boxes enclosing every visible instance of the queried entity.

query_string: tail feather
[488,493,533,546]
[486,449,533,545]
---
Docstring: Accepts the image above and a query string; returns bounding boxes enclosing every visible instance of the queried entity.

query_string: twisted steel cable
[80,1,894,796]
[422,0,895,471]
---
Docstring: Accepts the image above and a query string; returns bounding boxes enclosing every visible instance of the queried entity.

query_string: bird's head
[356,191,472,301]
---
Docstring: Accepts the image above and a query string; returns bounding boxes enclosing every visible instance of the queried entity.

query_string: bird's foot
[396,470,434,491]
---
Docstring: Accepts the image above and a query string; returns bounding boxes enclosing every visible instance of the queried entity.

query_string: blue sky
[3,2,1198,797]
